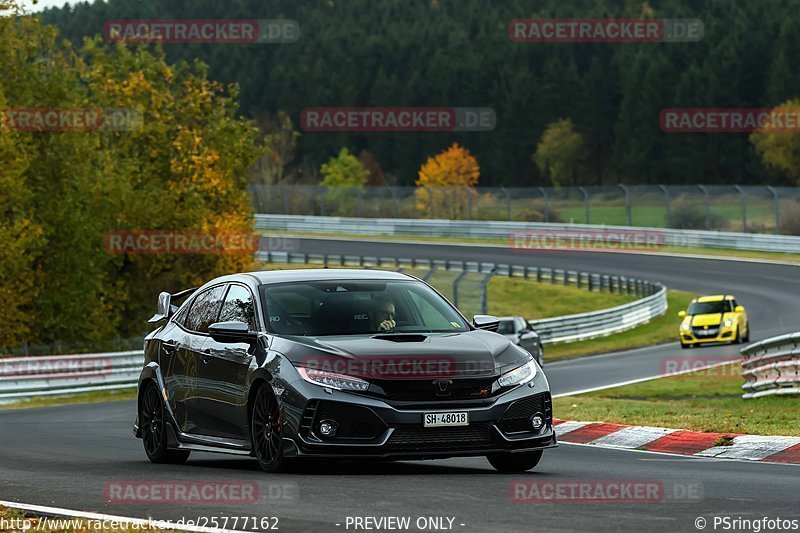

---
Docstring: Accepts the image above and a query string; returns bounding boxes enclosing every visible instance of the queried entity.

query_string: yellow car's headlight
[680,321,691,331]
[723,318,734,328]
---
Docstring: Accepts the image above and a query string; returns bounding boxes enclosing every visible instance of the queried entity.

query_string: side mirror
[208,321,257,343]
[735,306,744,313]
[473,315,500,332]
[148,292,173,323]
[678,310,686,319]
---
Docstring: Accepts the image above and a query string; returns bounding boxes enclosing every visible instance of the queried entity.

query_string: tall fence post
[538,187,550,223]
[698,185,711,230]
[618,184,632,226]
[579,186,590,224]
[479,269,495,315]
[500,187,511,220]
[767,186,781,233]
[659,185,671,228]
[734,185,747,232]
[452,270,469,309]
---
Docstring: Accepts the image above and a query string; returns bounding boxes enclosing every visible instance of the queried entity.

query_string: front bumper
[680,325,736,345]
[280,373,556,460]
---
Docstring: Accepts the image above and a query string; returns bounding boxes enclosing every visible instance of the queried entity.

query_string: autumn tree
[533,119,586,188]
[415,143,480,219]
[0,5,264,348]
[750,100,800,182]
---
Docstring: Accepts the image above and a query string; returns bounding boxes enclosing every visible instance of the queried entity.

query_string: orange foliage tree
[415,143,480,219]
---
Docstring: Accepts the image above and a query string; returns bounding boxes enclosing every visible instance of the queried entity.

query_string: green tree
[533,119,586,188]
[320,148,368,215]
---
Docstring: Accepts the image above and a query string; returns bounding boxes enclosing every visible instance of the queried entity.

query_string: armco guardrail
[0,254,666,402]
[528,287,667,344]
[257,251,667,344]
[741,333,800,399]
[255,214,800,254]
[0,351,142,402]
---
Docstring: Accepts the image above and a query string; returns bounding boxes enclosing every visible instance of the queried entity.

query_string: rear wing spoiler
[147,287,198,323]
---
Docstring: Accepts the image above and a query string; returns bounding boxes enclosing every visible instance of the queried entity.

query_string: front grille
[498,393,551,434]
[692,326,720,337]
[375,377,496,402]
[387,424,495,451]
[308,401,387,440]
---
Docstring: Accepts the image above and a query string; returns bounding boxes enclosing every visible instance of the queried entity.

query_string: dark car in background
[134,269,555,473]
[498,316,544,365]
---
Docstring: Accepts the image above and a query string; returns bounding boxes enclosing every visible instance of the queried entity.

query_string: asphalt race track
[2,238,799,533]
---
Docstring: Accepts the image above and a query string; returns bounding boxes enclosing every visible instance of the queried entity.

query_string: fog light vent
[319,419,338,437]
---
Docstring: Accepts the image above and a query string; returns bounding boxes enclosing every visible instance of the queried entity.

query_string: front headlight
[680,321,691,331]
[723,318,734,328]
[497,360,537,388]
[298,367,369,391]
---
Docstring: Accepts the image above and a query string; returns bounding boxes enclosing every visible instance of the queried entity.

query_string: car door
[195,283,258,439]
[172,284,227,435]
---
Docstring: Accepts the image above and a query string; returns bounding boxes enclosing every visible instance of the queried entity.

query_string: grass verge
[553,362,800,436]
[0,388,136,410]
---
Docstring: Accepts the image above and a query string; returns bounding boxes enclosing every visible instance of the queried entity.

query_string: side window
[219,284,257,331]
[184,285,226,333]
[731,299,738,311]
[516,318,527,332]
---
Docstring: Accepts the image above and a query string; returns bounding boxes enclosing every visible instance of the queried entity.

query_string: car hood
[689,313,723,326]
[271,330,528,379]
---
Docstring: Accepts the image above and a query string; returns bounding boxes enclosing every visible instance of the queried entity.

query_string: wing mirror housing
[678,310,686,319]
[473,315,500,332]
[734,305,744,313]
[148,292,174,323]
[208,321,258,343]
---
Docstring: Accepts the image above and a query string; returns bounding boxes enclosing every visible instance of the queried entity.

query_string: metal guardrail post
[422,266,437,282]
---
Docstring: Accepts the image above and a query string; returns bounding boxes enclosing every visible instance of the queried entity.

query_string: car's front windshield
[261,279,469,336]
[687,301,730,315]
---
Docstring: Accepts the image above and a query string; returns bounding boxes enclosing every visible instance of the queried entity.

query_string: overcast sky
[22,0,84,12]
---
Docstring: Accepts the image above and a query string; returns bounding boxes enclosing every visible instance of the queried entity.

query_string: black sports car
[134,269,556,472]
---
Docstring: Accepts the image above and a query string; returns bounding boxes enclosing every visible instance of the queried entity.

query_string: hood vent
[372,334,429,343]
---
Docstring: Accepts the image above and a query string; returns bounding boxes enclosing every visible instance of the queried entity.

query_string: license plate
[423,412,469,427]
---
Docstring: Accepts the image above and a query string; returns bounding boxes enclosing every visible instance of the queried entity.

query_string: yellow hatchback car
[678,295,749,349]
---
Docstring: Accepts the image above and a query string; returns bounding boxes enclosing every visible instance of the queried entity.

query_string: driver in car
[372,295,396,332]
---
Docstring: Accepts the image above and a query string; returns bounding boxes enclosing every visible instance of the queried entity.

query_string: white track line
[0,499,246,533]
